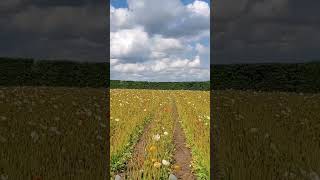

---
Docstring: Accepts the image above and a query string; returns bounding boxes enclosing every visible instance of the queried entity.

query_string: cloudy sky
[214,0,320,64]
[0,0,107,62]
[110,0,210,82]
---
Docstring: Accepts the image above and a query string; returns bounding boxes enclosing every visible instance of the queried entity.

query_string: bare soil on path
[172,99,196,180]
[119,117,154,179]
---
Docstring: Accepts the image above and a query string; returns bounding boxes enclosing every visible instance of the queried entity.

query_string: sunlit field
[110,89,210,179]
[213,90,320,179]
[0,87,107,179]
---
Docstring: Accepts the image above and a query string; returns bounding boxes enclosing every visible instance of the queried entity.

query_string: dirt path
[119,117,154,179]
[171,99,196,180]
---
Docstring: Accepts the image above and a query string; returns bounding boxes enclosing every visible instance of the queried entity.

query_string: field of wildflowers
[213,90,320,179]
[110,89,210,179]
[175,91,210,179]
[0,87,108,179]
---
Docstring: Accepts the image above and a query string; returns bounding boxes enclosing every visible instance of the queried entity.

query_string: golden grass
[110,89,210,179]
[213,90,320,179]
[174,90,210,179]
[0,86,107,179]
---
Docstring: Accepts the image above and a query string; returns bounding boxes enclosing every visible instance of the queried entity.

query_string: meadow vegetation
[0,86,107,179]
[110,89,210,179]
[213,90,320,179]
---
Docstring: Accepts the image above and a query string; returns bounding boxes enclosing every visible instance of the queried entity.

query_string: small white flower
[153,134,161,141]
[0,174,8,180]
[30,131,39,142]
[162,159,170,166]
[115,174,121,180]
[144,109,147,112]
[249,128,258,133]
[115,118,120,122]
[163,131,168,136]
[309,171,320,180]
[49,127,61,135]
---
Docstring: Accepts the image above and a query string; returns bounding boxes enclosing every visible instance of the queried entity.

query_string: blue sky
[110,0,210,82]
[111,0,210,7]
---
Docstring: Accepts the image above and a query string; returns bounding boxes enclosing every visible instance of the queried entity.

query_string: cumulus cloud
[110,0,210,81]
[111,56,208,81]
[0,0,107,61]
[110,0,210,38]
[196,43,209,56]
[213,0,320,64]
[110,27,150,62]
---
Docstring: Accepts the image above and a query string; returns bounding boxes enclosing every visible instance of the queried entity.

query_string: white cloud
[187,0,210,17]
[151,35,184,53]
[110,0,210,81]
[110,27,150,62]
[196,43,210,55]
[110,0,210,38]
[110,5,133,31]
[113,63,146,73]
[110,58,119,65]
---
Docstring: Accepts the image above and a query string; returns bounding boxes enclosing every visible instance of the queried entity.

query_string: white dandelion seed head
[153,134,161,141]
[162,159,170,166]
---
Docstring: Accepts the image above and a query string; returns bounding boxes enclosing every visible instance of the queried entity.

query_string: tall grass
[110,90,210,179]
[0,86,107,179]
[213,90,320,179]
[174,90,210,179]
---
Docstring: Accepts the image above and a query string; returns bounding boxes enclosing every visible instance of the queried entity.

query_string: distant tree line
[1,57,320,92]
[110,80,210,90]
[0,57,108,87]
[211,63,320,93]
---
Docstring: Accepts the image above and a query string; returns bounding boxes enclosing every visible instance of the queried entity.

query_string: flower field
[0,87,108,179]
[110,89,210,179]
[213,90,320,179]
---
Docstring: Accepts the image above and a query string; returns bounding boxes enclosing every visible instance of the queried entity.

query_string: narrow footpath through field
[119,98,196,179]
[171,99,196,180]
[120,116,155,178]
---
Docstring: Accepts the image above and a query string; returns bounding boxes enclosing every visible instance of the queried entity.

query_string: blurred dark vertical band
[210,0,220,179]
[106,0,111,179]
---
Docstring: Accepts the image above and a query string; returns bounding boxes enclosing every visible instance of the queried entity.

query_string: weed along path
[121,116,155,178]
[172,99,196,180]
